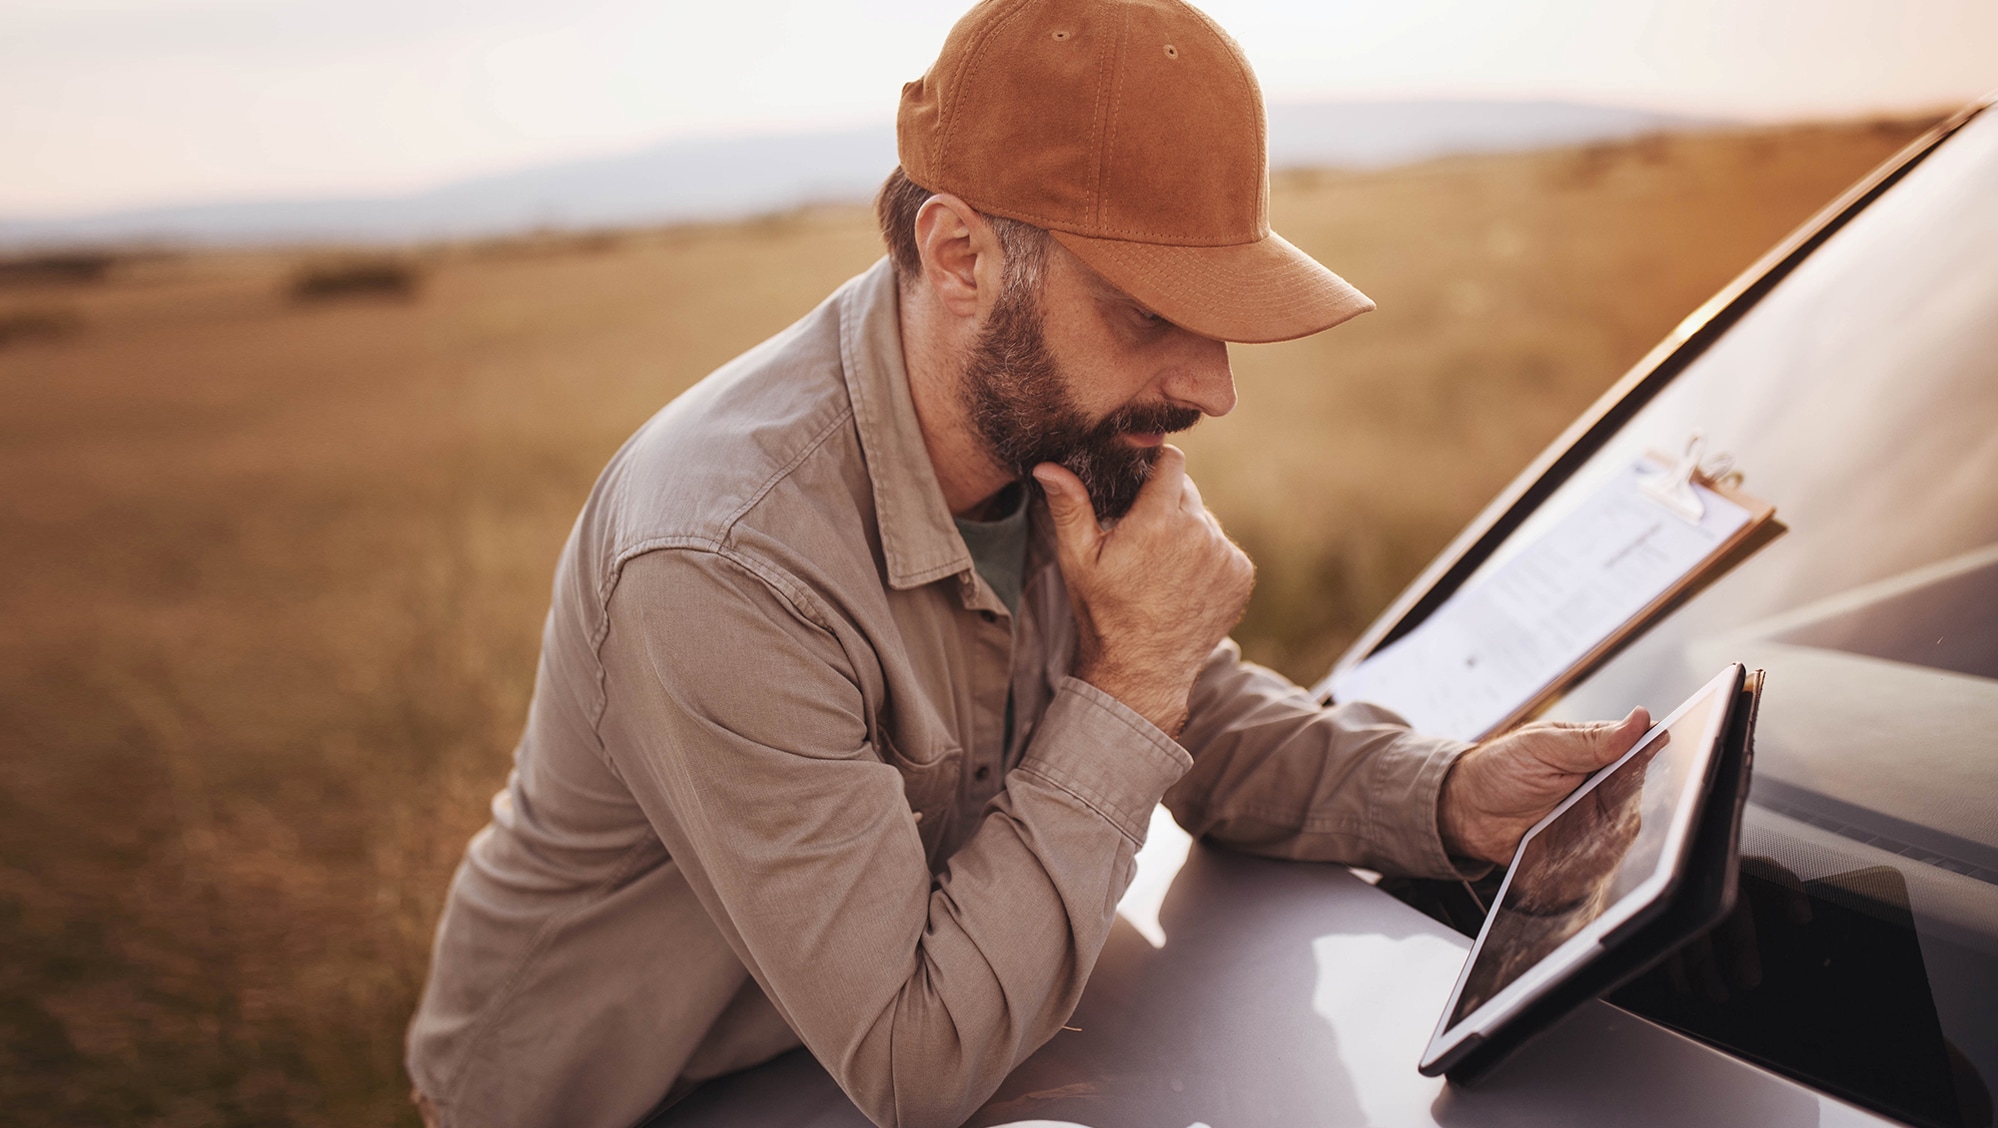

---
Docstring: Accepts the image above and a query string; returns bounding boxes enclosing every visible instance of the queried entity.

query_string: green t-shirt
[954,483,1031,759]
[952,482,1031,617]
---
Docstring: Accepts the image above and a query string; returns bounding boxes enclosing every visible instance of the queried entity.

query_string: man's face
[960,239,1235,519]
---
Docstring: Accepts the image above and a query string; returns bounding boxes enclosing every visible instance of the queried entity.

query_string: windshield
[1430,106,1998,1128]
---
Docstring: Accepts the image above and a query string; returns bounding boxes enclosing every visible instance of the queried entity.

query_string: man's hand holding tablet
[1438,708,1654,865]
[1420,664,1763,1083]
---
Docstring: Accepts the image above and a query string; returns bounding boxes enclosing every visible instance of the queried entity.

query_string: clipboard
[1496,450,1782,734]
[1429,666,1764,1085]
[1328,437,1783,743]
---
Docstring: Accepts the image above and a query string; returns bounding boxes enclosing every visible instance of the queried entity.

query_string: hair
[875,166,1048,294]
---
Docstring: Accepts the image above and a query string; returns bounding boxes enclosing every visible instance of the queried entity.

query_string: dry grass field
[0,117,1931,1126]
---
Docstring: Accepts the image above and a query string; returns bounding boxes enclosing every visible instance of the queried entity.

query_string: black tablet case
[1431,666,1765,1086]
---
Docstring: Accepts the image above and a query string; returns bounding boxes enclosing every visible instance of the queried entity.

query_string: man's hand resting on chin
[1034,446,1255,738]
[1438,709,1653,865]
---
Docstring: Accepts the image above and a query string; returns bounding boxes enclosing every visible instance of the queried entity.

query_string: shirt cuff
[1344,702,1489,881]
[1014,677,1193,845]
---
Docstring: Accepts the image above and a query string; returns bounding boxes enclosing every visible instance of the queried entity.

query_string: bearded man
[406,1,1648,1126]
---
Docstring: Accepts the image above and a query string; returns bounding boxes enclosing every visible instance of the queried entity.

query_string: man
[407,1,1648,1125]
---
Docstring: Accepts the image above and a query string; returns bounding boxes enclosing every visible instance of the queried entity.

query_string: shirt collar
[839,258,976,591]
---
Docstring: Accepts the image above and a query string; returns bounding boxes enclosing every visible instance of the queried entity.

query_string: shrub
[288,259,421,303]
[0,253,116,287]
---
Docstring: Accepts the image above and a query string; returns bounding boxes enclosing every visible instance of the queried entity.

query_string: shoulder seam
[583,399,855,726]
[717,405,857,543]
[585,539,848,738]
[588,400,855,645]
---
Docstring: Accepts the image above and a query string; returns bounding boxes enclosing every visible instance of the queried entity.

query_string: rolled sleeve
[1165,640,1484,881]
[1348,702,1485,881]
[1012,677,1192,845]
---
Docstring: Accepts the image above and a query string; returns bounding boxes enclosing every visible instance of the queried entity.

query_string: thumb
[1032,462,1102,563]
[1590,707,1652,768]
[1538,707,1651,773]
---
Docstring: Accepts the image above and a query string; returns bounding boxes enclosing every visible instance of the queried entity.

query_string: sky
[5,0,1995,219]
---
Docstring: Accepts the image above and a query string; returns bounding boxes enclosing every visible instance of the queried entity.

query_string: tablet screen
[1445,684,1727,1027]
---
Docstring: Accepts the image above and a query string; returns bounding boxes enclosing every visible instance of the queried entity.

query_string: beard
[961,283,1201,520]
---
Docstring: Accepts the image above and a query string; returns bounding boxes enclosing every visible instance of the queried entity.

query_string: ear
[913,193,1005,321]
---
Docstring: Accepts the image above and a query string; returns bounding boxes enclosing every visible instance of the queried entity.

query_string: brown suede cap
[897,0,1374,344]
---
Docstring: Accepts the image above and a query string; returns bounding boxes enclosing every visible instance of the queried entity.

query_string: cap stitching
[934,0,1036,192]
[1085,9,1116,228]
[927,1,990,187]
[1094,3,1131,232]
[1183,0,1270,239]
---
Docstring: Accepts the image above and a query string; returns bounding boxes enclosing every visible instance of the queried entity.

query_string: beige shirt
[406,259,1472,1128]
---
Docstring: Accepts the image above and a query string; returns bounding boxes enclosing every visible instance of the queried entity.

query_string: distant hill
[0,100,1717,249]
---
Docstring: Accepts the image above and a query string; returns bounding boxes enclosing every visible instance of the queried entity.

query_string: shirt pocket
[876,728,962,867]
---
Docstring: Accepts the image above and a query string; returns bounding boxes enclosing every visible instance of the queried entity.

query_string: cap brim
[1048,229,1374,345]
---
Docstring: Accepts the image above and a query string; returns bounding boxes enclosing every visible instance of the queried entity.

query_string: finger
[1533,707,1650,774]
[1032,462,1103,563]
[1615,706,1651,752]
[1179,464,1207,514]
[1128,444,1189,521]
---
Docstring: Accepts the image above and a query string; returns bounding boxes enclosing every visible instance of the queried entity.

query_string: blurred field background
[0,118,1930,1126]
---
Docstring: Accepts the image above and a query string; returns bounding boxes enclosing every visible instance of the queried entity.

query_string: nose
[1159,330,1236,418]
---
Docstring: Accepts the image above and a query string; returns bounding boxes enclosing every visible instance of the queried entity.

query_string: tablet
[1419,663,1746,1077]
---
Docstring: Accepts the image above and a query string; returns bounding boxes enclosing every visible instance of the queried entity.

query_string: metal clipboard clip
[1638,432,1738,523]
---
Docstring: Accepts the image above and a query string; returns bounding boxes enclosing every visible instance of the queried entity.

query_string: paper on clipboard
[1329,455,1769,743]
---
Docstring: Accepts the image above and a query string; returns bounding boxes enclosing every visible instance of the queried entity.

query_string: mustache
[1097,401,1203,440]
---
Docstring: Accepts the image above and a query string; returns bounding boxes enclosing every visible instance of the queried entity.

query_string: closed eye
[1086,273,1172,336]
[1122,305,1176,344]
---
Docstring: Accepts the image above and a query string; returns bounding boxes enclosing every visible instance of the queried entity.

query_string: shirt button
[974,765,991,782]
